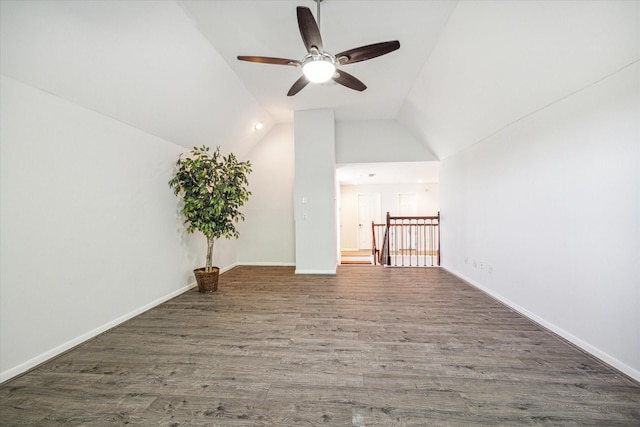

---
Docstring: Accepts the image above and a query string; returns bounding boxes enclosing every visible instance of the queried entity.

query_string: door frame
[357,193,381,250]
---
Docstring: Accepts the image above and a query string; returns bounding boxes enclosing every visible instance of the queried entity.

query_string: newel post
[386,211,391,266]
[437,211,441,266]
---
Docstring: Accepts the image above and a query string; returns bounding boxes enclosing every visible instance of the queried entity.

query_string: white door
[357,193,380,250]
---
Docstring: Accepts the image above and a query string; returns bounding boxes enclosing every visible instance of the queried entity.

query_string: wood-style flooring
[1,266,639,425]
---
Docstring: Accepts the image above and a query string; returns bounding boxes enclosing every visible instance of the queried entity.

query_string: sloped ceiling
[2,1,638,161]
[180,0,457,123]
[0,0,273,157]
[400,0,640,159]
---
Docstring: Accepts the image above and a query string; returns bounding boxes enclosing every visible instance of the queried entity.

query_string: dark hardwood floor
[1,266,639,426]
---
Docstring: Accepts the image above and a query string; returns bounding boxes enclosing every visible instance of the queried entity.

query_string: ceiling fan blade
[333,69,367,92]
[287,75,310,96]
[237,56,299,67]
[297,6,323,53]
[336,41,400,65]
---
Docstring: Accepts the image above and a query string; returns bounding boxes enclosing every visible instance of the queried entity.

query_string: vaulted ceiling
[179,0,457,124]
[2,1,637,160]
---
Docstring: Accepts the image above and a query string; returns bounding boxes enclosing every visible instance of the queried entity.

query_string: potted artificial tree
[169,145,252,293]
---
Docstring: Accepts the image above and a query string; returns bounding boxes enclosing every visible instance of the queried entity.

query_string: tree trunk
[205,236,214,272]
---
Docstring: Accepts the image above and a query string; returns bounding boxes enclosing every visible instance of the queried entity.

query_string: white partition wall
[294,110,338,274]
[440,63,640,381]
[335,119,438,163]
[0,76,203,382]
[238,124,296,266]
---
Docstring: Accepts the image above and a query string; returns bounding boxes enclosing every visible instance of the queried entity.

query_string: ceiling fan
[237,0,400,96]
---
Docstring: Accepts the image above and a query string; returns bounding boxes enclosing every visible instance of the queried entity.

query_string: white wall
[0,1,259,382]
[238,124,295,265]
[400,1,640,160]
[237,118,439,265]
[340,183,439,250]
[336,119,438,163]
[0,0,272,156]
[440,63,640,380]
[294,110,338,274]
[0,76,225,382]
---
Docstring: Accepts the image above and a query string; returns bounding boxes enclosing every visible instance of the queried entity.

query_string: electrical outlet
[473,259,477,268]
[479,262,484,270]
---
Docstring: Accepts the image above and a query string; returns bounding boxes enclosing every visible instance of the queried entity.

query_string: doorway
[357,193,381,250]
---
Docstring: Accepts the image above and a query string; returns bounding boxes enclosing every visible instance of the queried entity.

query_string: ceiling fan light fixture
[302,54,336,83]
[238,4,400,96]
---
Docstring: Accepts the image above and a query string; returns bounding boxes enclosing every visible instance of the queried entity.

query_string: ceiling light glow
[302,55,336,83]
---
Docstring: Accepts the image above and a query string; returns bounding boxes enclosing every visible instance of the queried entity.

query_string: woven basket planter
[193,267,220,293]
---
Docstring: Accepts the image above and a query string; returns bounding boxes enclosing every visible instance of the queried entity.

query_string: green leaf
[168,145,253,255]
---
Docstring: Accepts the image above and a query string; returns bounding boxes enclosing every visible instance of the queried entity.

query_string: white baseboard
[237,262,296,267]
[442,266,640,383]
[0,281,197,383]
[219,262,239,273]
[295,269,337,275]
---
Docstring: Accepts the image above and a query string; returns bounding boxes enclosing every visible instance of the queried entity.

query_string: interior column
[293,109,337,274]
